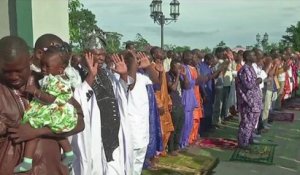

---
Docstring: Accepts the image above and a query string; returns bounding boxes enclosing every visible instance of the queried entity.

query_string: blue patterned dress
[236,64,263,147]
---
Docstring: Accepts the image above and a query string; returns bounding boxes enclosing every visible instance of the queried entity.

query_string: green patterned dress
[22,74,77,133]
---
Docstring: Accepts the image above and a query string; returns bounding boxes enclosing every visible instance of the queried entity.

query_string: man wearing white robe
[128,73,152,175]
[71,51,134,175]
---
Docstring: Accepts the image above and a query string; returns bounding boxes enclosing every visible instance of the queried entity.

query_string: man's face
[155,49,165,61]
[207,58,215,66]
[0,54,31,90]
[171,62,181,75]
[71,55,82,68]
[183,53,193,65]
[249,52,257,63]
[167,51,174,59]
[216,51,225,60]
[92,48,106,68]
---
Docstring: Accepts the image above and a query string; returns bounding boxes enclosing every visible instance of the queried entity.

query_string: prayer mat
[230,143,277,165]
[283,98,300,110]
[269,111,295,122]
[142,152,218,175]
[195,138,237,150]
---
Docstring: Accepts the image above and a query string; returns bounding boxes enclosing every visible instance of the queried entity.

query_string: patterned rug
[142,152,218,175]
[284,103,300,110]
[269,111,295,122]
[283,98,300,110]
[195,138,238,150]
[230,143,277,165]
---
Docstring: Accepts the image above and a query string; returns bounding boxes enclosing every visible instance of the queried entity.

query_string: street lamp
[256,32,269,51]
[256,33,261,45]
[150,0,180,49]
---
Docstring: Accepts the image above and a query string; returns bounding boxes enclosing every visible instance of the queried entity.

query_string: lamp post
[150,0,180,49]
[256,32,269,51]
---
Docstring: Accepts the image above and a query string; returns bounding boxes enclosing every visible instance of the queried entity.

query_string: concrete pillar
[0,0,69,48]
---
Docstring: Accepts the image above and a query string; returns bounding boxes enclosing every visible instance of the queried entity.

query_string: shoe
[266,123,272,127]
[253,139,260,144]
[169,151,178,156]
[221,120,227,125]
[261,129,268,133]
[159,151,167,157]
[238,145,251,150]
[252,133,261,138]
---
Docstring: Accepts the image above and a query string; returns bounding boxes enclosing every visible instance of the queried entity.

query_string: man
[150,46,174,156]
[180,51,198,148]
[123,51,159,175]
[72,47,133,174]
[167,59,189,155]
[189,50,203,145]
[0,36,84,174]
[212,47,226,128]
[198,54,224,135]
[192,49,205,63]
[125,42,136,51]
[222,48,235,120]
[236,50,263,148]
[252,49,268,135]
[163,50,174,72]
[261,56,277,131]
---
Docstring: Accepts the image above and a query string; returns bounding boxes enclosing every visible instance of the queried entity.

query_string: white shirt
[223,61,234,87]
[214,60,224,88]
[127,73,152,149]
[252,63,267,90]
[163,57,172,72]
[30,64,41,72]
[64,64,82,88]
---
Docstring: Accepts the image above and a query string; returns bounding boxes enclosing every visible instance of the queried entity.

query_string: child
[14,46,77,173]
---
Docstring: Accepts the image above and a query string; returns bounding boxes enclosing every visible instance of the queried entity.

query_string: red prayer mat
[195,138,238,149]
[269,111,295,122]
[283,98,300,110]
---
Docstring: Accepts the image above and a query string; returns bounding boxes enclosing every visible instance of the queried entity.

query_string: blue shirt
[198,62,213,93]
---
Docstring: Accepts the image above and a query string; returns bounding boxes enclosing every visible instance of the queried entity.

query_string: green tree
[134,33,150,51]
[105,32,123,54]
[69,0,105,51]
[216,41,227,48]
[201,47,212,54]
[282,21,300,51]
[173,46,190,53]
[264,42,286,53]
[163,44,177,51]
[123,33,151,51]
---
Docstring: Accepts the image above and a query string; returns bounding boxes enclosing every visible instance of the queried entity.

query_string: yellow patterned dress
[22,74,77,133]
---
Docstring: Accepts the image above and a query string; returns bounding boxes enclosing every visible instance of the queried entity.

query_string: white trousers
[132,146,148,175]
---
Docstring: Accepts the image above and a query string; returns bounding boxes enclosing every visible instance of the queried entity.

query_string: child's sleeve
[42,75,73,105]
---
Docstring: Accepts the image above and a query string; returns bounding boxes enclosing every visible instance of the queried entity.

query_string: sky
[82,0,300,49]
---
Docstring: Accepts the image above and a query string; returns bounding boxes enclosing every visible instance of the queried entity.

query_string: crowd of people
[0,33,299,175]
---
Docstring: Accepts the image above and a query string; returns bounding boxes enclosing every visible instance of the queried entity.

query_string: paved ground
[188,102,300,175]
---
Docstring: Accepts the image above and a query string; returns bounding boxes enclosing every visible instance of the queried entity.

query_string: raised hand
[180,65,186,76]
[220,60,229,71]
[111,54,127,75]
[85,52,98,77]
[137,52,151,69]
